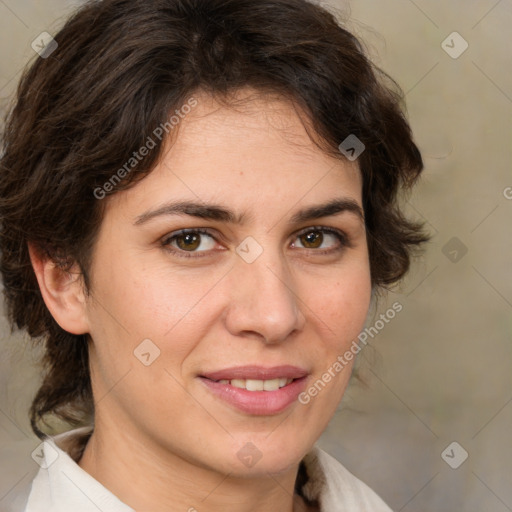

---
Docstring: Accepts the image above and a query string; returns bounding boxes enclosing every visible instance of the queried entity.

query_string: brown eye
[300,230,323,249]
[164,229,217,255]
[292,227,348,252]
[176,233,201,251]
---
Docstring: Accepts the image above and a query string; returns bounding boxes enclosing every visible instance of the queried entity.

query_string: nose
[224,250,306,344]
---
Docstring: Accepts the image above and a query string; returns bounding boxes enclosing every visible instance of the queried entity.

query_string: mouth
[208,377,295,391]
[200,364,308,382]
[198,365,309,415]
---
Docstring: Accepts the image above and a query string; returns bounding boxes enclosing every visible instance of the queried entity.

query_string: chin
[220,433,314,477]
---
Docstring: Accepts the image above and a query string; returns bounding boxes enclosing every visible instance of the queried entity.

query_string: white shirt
[7,428,393,511]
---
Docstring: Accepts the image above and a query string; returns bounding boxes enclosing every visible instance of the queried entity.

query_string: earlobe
[28,242,90,335]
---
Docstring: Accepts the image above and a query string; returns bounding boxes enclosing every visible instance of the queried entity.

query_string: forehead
[180,88,313,142]
[175,88,352,163]
[107,87,363,218]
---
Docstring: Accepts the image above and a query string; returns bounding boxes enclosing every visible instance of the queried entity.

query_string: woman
[0,0,428,510]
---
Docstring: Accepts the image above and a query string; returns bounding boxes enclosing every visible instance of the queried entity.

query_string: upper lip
[201,365,308,381]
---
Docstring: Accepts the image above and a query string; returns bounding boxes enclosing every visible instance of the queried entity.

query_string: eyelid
[161,228,221,258]
[161,225,352,258]
[291,225,352,251]
[293,225,346,239]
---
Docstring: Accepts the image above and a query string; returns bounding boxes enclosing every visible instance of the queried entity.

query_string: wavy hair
[0,0,428,439]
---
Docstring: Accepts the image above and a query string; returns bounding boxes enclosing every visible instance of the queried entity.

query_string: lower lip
[198,376,308,415]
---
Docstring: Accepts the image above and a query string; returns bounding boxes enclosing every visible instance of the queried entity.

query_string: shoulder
[20,427,134,512]
[300,446,394,512]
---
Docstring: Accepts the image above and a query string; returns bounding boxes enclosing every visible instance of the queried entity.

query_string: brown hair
[0,0,428,439]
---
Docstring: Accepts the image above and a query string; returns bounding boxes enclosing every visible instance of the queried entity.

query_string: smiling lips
[217,377,294,391]
[199,365,309,415]
[201,364,308,381]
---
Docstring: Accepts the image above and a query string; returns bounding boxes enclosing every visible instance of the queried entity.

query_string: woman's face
[83,88,372,476]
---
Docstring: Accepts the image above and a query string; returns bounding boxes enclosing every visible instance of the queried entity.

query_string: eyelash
[161,226,351,259]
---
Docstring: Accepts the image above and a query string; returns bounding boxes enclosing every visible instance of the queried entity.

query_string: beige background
[1,1,511,511]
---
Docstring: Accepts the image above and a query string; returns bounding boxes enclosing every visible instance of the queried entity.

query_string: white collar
[21,427,392,512]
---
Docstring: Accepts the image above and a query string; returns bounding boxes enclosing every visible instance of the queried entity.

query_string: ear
[28,242,90,335]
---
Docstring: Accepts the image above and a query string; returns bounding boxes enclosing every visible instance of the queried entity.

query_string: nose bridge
[225,241,305,342]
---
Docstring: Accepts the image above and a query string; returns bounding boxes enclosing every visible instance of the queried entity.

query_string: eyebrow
[134,197,364,226]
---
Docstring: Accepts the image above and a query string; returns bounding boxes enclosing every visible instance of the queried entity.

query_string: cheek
[306,259,372,346]
[87,254,228,362]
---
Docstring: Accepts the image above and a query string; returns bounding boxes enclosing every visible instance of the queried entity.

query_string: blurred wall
[1,1,511,511]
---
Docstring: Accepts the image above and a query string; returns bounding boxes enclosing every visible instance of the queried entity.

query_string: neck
[78,415,310,512]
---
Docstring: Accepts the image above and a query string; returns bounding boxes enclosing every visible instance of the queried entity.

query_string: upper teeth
[218,378,293,391]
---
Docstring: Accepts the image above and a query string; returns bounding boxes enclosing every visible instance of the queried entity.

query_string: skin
[30,87,372,512]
